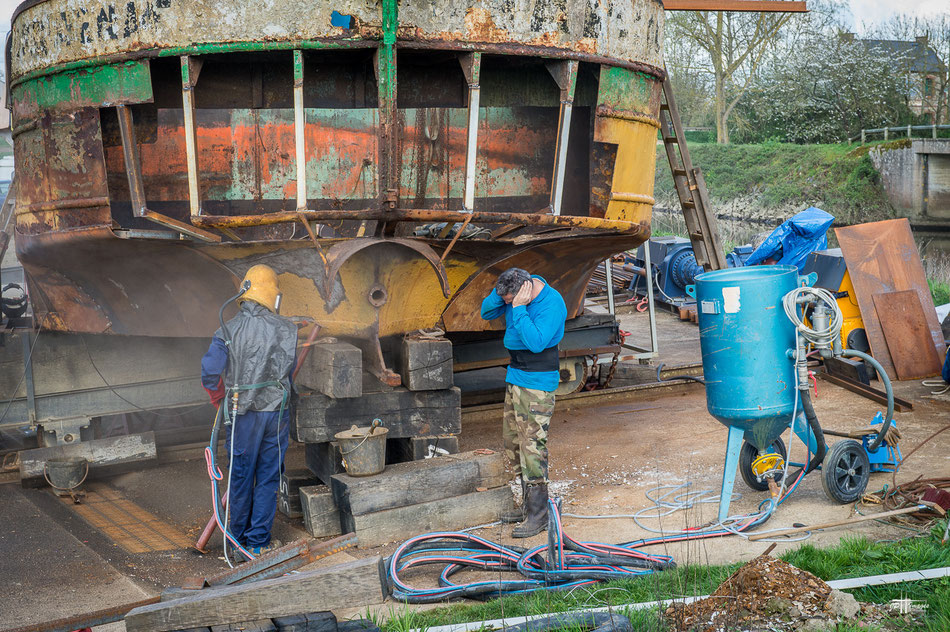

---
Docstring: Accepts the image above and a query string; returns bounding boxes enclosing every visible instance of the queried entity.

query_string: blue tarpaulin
[745,207,835,271]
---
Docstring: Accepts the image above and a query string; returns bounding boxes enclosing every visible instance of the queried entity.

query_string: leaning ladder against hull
[659,74,727,271]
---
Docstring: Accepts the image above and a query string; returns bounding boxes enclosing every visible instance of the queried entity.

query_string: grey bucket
[44,457,89,491]
[334,420,388,477]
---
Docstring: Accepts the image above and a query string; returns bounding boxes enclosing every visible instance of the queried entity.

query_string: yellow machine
[802,249,869,352]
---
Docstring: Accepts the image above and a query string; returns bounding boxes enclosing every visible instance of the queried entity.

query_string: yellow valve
[751,452,785,479]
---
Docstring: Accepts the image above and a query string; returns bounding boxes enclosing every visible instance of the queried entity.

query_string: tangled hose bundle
[388,499,675,603]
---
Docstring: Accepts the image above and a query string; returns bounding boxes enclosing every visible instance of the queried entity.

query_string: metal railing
[848,124,950,144]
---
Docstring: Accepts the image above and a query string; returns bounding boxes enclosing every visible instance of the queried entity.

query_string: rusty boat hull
[8,0,665,349]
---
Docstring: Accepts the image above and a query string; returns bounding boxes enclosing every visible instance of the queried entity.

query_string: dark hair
[495,268,531,297]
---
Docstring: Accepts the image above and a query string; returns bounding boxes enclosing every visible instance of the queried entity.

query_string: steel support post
[181,56,203,216]
[459,52,482,212]
[116,105,147,218]
[546,60,578,216]
[293,50,307,212]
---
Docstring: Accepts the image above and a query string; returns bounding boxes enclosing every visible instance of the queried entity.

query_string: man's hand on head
[512,280,533,307]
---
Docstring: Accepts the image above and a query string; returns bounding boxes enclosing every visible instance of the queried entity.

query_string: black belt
[508,346,559,372]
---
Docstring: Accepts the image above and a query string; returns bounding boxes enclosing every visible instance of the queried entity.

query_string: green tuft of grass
[929,279,949,307]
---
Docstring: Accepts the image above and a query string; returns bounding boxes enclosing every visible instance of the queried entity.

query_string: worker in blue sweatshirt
[201,265,297,559]
[481,267,567,538]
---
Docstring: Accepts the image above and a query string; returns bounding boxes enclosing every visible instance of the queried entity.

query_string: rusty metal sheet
[103,108,379,213]
[15,108,111,235]
[836,219,946,380]
[11,0,663,82]
[16,226,240,336]
[10,60,153,125]
[441,234,644,332]
[871,290,942,380]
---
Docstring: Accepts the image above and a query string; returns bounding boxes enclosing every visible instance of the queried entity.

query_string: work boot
[512,483,548,538]
[500,478,528,523]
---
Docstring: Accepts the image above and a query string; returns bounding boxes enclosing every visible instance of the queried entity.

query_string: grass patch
[929,279,950,307]
[382,523,950,632]
[654,142,895,224]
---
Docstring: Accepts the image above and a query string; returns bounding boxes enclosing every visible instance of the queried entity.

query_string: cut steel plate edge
[409,566,950,632]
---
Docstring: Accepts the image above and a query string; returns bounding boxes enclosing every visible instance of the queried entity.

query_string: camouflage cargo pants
[502,384,556,484]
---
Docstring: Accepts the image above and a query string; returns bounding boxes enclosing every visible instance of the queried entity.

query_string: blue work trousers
[224,408,290,549]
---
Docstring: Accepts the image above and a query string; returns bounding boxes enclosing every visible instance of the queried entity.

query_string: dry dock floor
[1,307,948,629]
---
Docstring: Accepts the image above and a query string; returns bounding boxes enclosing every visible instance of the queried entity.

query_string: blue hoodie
[480,275,567,391]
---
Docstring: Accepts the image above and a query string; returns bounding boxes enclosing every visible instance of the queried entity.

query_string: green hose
[841,349,894,452]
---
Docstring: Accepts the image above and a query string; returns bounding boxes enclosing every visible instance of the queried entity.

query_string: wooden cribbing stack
[285,333,498,545]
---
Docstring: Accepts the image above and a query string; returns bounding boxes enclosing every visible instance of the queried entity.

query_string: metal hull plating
[8,0,664,347]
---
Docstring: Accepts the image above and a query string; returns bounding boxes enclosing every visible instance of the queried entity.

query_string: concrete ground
[1,307,948,629]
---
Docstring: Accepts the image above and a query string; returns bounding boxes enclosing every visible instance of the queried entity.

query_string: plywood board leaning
[835,219,946,380]
[871,290,942,379]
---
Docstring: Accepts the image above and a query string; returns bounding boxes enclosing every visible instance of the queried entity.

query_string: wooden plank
[824,356,871,385]
[817,371,914,412]
[872,290,942,380]
[295,342,362,399]
[836,219,946,380]
[211,619,275,632]
[331,450,507,518]
[348,487,513,548]
[300,485,343,538]
[293,387,461,444]
[19,432,156,480]
[124,557,386,632]
[398,336,453,391]
[278,469,320,518]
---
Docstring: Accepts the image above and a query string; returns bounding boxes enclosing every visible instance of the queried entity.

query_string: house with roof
[846,34,948,124]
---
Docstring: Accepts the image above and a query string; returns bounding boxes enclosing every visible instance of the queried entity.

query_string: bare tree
[666,9,796,143]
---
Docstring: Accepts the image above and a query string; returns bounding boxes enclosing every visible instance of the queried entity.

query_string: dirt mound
[666,553,860,632]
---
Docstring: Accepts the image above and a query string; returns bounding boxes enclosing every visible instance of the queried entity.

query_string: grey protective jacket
[216,302,297,414]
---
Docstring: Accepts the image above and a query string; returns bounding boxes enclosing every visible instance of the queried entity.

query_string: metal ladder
[658,75,727,271]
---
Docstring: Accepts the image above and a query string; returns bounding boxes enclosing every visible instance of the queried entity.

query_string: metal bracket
[39,418,91,446]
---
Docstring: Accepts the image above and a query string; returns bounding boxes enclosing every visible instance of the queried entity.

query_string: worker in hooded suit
[201,265,298,557]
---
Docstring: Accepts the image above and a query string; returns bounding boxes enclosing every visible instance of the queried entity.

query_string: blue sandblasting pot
[694,266,799,451]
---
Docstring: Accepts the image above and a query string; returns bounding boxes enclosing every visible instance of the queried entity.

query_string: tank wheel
[739,438,787,492]
[821,439,870,504]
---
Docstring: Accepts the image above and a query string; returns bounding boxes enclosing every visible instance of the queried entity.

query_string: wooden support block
[293,387,461,443]
[273,612,337,632]
[398,336,453,391]
[124,557,386,632]
[332,449,505,518]
[295,342,362,399]
[299,485,343,538]
[387,435,459,462]
[824,356,872,385]
[279,469,321,519]
[19,432,157,483]
[347,487,513,548]
[304,442,345,486]
[211,619,276,632]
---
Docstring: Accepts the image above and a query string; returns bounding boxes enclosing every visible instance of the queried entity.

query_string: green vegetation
[654,141,895,224]
[379,523,950,632]
[929,279,950,307]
